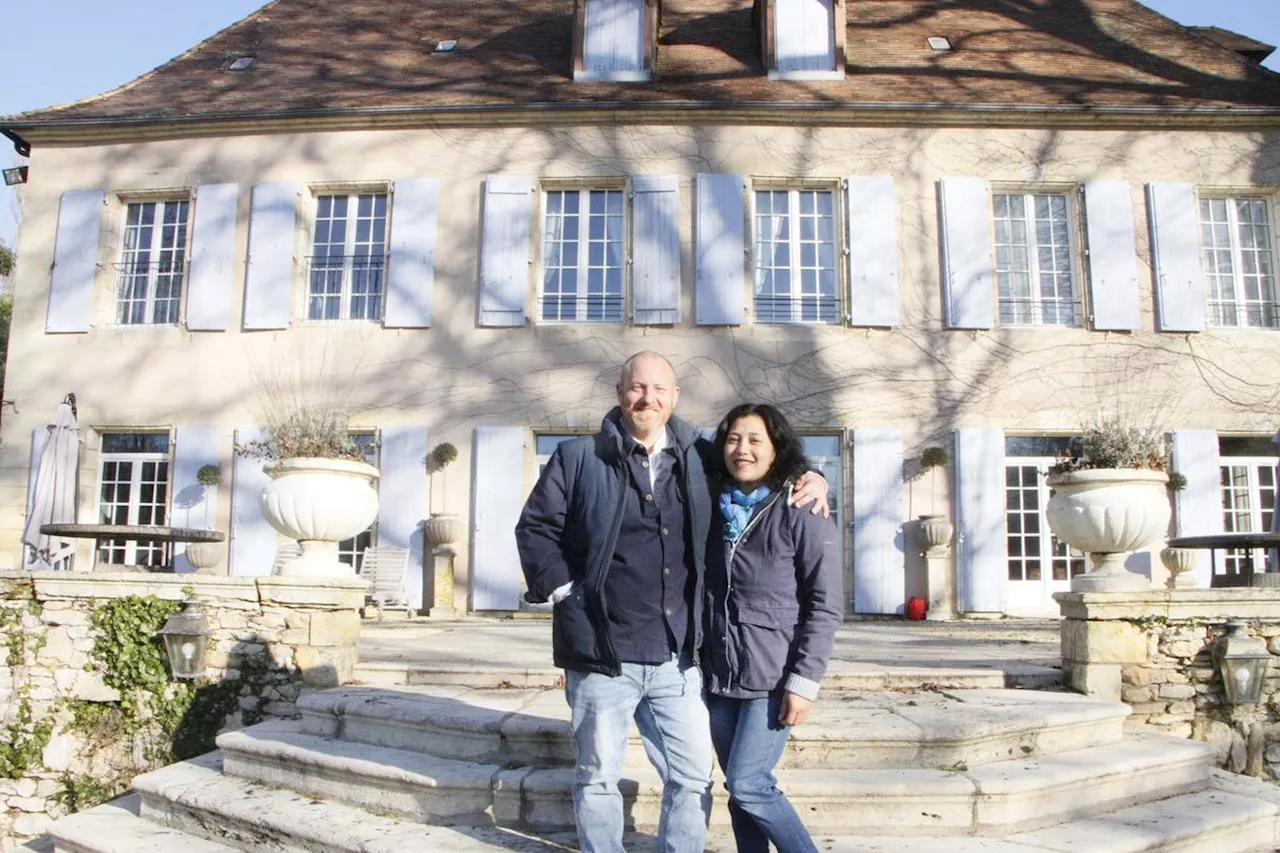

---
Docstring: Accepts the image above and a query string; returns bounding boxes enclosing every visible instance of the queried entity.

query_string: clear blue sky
[2,0,1278,249]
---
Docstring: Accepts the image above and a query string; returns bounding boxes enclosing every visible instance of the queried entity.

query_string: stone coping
[1055,588,1280,621]
[0,569,366,610]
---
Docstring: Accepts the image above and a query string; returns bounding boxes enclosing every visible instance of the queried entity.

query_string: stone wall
[0,570,364,851]
[1058,589,1280,779]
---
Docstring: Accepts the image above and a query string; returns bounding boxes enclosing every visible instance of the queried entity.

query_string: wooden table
[1167,533,1280,587]
[39,524,226,572]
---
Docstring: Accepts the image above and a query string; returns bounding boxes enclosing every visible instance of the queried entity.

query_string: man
[516,351,828,853]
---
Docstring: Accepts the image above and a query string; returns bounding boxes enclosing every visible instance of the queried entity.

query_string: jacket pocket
[553,585,603,665]
[734,603,798,691]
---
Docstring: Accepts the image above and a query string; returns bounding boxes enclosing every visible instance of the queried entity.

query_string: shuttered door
[470,427,526,610]
[581,0,645,78]
[378,426,429,609]
[954,428,1006,614]
[229,428,275,576]
[171,426,221,573]
[774,0,835,73]
[852,429,904,614]
[1170,429,1221,587]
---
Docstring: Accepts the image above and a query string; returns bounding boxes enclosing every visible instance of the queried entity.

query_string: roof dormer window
[763,0,845,81]
[574,0,654,82]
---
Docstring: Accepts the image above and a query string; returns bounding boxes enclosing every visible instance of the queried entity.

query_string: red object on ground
[906,596,927,621]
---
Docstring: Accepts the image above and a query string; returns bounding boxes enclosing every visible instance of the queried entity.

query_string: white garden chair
[358,545,413,620]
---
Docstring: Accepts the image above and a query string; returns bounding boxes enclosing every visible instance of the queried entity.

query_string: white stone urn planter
[425,512,461,548]
[261,457,380,577]
[917,514,954,556]
[183,542,223,571]
[1046,469,1170,593]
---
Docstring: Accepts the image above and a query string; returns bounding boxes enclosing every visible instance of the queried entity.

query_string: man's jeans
[706,692,818,853]
[565,657,713,853]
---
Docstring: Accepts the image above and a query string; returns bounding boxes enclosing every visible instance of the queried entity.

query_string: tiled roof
[6,0,1280,129]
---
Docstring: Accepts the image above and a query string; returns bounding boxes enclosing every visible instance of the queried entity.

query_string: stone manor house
[2,0,1279,617]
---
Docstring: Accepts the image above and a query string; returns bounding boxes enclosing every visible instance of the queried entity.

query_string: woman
[703,403,844,853]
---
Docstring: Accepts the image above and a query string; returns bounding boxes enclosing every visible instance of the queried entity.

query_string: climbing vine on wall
[0,600,52,780]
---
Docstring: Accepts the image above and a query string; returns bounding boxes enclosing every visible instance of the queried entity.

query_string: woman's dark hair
[711,403,809,491]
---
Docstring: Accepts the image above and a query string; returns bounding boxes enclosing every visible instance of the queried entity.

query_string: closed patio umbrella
[21,394,81,570]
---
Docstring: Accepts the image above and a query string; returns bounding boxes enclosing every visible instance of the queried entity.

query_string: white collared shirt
[626,426,672,490]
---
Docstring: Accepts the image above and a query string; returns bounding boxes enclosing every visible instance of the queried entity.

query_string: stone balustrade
[0,569,365,849]
[1057,589,1280,779]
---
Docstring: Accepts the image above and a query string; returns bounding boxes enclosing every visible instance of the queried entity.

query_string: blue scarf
[720,485,772,542]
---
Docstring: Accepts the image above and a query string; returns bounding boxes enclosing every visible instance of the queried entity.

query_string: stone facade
[0,570,364,851]
[1058,589,1280,779]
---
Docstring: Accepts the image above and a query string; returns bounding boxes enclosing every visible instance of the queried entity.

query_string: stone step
[298,685,1130,771]
[351,661,1064,692]
[48,793,240,853]
[215,721,1212,836]
[103,756,1276,853]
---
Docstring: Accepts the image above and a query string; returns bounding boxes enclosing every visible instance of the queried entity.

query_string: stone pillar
[425,546,458,618]
[256,576,365,687]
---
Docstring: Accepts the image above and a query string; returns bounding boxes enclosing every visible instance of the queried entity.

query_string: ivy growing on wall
[0,601,52,780]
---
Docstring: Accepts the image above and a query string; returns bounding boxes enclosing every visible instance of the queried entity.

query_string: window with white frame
[1201,196,1279,329]
[116,199,190,325]
[540,188,625,323]
[1004,436,1086,583]
[753,187,839,324]
[307,192,389,321]
[1218,436,1278,576]
[992,192,1078,326]
[97,432,171,568]
[536,434,579,478]
[338,432,379,571]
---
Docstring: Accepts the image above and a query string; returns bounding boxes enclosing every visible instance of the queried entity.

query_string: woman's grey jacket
[703,488,845,700]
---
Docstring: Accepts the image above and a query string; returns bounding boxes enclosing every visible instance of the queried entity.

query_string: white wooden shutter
[774,0,837,75]
[852,429,904,615]
[846,176,899,327]
[580,0,646,80]
[378,426,429,609]
[172,426,221,573]
[25,428,53,568]
[243,183,297,330]
[695,173,746,325]
[1170,429,1220,588]
[479,176,532,327]
[229,428,275,577]
[186,184,239,332]
[954,428,1006,614]
[939,178,994,330]
[632,175,681,325]
[1082,181,1140,331]
[1147,183,1204,333]
[470,427,526,610]
[47,190,104,334]
[385,178,439,329]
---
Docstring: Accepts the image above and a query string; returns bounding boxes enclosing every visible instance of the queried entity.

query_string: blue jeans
[706,692,817,853]
[565,657,713,853]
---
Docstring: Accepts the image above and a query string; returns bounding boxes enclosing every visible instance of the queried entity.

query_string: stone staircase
[42,679,1280,852]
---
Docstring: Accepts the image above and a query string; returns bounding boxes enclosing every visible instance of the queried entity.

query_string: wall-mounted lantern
[159,599,210,680]
[1213,620,1271,706]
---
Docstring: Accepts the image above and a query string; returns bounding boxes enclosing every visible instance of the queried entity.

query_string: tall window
[541,188,625,323]
[535,434,578,478]
[1201,197,1278,329]
[754,188,838,324]
[1219,436,1277,575]
[308,193,389,321]
[1005,437,1086,585]
[97,432,170,567]
[338,432,379,571]
[992,192,1077,326]
[116,199,189,325]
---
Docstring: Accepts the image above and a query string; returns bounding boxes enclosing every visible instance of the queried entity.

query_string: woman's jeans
[706,692,818,853]
[565,655,713,853]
